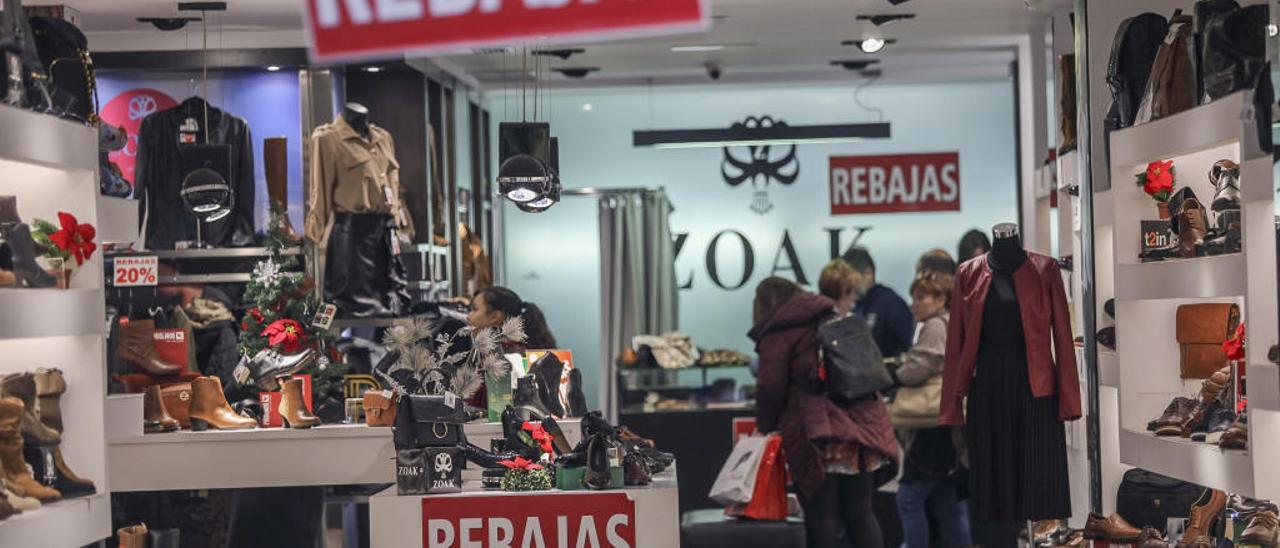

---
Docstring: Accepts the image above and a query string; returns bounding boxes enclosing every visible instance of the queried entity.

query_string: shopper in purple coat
[749,277,900,548]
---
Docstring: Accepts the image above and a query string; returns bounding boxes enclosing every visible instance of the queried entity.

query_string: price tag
[113,256,158,287]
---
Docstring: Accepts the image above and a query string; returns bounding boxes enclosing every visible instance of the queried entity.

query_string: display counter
[369,467,680,547]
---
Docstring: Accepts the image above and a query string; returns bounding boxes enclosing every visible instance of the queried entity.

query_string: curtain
[598,190,679,421]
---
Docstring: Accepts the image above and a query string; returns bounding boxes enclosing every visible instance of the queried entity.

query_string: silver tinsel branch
[377,316,527,399]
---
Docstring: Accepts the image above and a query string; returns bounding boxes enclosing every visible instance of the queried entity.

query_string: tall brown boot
[188,377,256,431]
[33,368,64,433]
[118,524,148,548]
[118,319,183,376]
[279,377,320,429]
[264,137,302,244]
[144,385,180,433]
[0,373,59,446]
[0,397,59,501]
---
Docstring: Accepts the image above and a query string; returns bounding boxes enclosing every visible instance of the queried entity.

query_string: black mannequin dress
[966,252,1071,522]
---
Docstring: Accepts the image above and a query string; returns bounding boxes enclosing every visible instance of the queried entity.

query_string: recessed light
[860,38,886,53]
[363,66,383,73]
[265,65,281,72]
[1270,23,1278,37]
[856,14,915,26]
[671,45,726,52]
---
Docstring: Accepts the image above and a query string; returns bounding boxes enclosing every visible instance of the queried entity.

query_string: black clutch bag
[393,392,469,449]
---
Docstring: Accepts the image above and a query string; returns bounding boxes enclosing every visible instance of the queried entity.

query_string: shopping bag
[709,434,770,506]
[727,434,788,521]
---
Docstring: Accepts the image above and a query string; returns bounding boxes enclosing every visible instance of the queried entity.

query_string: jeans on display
[798,472,882,548]
[896,479,972,548]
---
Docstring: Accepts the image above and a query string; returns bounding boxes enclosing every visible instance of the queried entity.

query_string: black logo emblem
[722,116,800,214]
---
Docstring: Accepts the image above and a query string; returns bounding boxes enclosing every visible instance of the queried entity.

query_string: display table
[108,418,582,491]
[369,467,680,547]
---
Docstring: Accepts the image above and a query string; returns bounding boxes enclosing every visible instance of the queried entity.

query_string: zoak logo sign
[722,116,799,215]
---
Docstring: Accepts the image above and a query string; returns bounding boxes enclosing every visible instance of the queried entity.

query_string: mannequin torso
[343,102,370,139]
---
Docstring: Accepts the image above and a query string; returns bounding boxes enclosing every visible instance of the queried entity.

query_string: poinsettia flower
[262,319,306,354]
[498,457,543,470]
[522,421,555,455]
[1223,323,1246,362]
[1142,160,1175,199]
[47,212,96,265]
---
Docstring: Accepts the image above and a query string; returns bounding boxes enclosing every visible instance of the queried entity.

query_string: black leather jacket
[136,97,255,249]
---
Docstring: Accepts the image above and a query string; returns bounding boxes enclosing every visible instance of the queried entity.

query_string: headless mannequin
[988,223,1027,272]
[343,102,370,139]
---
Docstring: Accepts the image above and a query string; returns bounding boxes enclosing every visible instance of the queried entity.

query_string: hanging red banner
[422,492,636,548]
[304,0,709,63]
[829,152,962,215]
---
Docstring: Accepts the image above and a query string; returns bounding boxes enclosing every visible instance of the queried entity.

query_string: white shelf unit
[1105,91,1278,499]
[0,105,110,546]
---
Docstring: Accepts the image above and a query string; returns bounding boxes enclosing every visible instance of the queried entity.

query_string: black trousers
[798,473,882,548]
[324,213,408,318]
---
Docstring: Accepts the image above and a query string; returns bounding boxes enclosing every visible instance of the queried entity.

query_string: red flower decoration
[1139,160,1175,201]
[261,319,306,354]
[1223,323,1246,362]
[498,456,543,470]
[522,421,555,455]
[249,307,265,324]
[47,212,96,266]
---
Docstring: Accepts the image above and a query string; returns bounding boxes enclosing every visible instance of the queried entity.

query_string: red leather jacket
[939,252,1081,426]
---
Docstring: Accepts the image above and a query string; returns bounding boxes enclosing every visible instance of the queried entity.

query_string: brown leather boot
[144,385,180,433]
[1083,512,1141,540]
[265,137,302,244]
[1241,510,1280,544]
[0,373,60,446]
[1181,488,1227,545]
[188,377,256,431]
[118,524,148,548]
[33,369,65,433]
[118,319,184,376]
[0,397,60,501]
[1177,197,1208,258]
[279,377,320,429]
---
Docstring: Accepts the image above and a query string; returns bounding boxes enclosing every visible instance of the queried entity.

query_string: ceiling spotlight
[671,44,725,52]
[843,38,896,53]
[534,48,585,60]
[517,176,561,213]
[1270,23,1279,37]
[830,59,882,71]
[265,65,281,72]
[136,17,200,31]
[497,155,552,203]
[551,67,600,79]
[856,14,915,26]
[363,66,383,73]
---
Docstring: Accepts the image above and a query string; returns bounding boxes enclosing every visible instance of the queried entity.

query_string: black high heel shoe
[0,224,56,288]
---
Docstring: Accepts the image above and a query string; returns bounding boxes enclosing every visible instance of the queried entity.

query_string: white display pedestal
[107,416,582,491]
[369,467,680,548]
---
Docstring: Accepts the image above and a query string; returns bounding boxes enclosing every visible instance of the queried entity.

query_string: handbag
[725,434,787,521]
[709,434,769,506]
[1135,11,1197,124]
[392,392,469,450]
[160,382,194,429]
[1176,303,1240,379]
[363,389,397,427]
[817,315,892,403]
[1116,469,1203,531]
[1104,12,1168,131]
[1200,3,1265,102]
[890,375,943,429]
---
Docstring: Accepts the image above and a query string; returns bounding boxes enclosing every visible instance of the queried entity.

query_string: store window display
[306,102,413,318]
[941,224,1080,525]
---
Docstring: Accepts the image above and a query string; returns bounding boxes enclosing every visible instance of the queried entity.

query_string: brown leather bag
[364,390,397,427]
[1176,303,1241,379]
[160,382,194,429]
[1136,13,1197,124]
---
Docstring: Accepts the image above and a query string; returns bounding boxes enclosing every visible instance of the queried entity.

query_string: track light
[551,67,600,79]
[497,155,552,203]
[856,14,915,26]
[841,39,897,53]
[830,59,882,71]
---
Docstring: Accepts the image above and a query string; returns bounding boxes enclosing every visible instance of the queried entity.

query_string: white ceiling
[31,0,1069,85]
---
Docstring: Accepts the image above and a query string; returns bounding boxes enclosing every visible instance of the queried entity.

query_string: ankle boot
[566,368,588,418]
[623,450,652,486]
[0,397,59,501]
[33,369,65,433]
[23,444,95,498]
[118,524,149,548]
[188,377,256,431]
[264,137,302,244]
[117,319,184,376]
[1176,198,1208,258]
[529,353,566,418]
[3,478,40,511]
[278,377,320,429]
[1209,159,1241,213]
[0,373,60,446]
[512,376,549,420]
[460,442,518,469]
[584,434,613,490]
[541,416,573,455]
[144,385,180,433]
[0,223,56,288]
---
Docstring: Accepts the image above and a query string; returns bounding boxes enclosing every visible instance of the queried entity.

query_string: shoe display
[1230,494,1279,522]
[1208,159,1241,214]
[117,319,185,376]
[188,376,256,431]
[1149,397,1196,434]
[1083,512,1142,541]
[3,479,39,511]
[512,376,549,420]
[23,445,95,498]
[1023,519,1062,544]
[540,416,573,455]
[32,369,64,433]
[566,368,588,418]
[622,450,651,486]
[1241,510,1280,545]
[1137,527,1168,547]
[583,434,612,490]
[143,385,180,433]
[0,223,56,288]
[1220,415,1248,450]
[118,524,148,548]
[248,348,318,391]
[264,136,303,244]
[278,377,320,429]
[618,425,655,448]
[0,397,59,501]
[459,442,518,469]
[1174,196,1208,258]
[1181,488,1227,544]
[528,352,566,418]
[0,373,59,446]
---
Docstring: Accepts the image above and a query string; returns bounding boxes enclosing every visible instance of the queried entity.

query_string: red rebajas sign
[829,152,961,215]
[304,0,709,62]
[423,492,636,548]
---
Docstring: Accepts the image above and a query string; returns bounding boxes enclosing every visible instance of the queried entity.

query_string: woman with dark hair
[750,277,898,548]
[957,229,992,263]
[469,286,557,350]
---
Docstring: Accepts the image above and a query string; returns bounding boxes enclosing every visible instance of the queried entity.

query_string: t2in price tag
[113,256,158,287]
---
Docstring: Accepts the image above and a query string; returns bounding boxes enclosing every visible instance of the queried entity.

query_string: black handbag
[396,447,463,495]
[817,315,891,403]
[1104,13,1168,130]
[1200,3,1266,102]
[1115,469,1203,531]
[392,393,469,450]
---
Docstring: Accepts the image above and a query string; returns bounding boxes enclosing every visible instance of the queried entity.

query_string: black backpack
[817,314,891,403]
[29,16,94,122]
[1104,13,1168,131]
[1115,469,1203,531]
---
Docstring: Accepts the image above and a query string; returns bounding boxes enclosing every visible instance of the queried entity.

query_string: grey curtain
[598,189,679,421]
